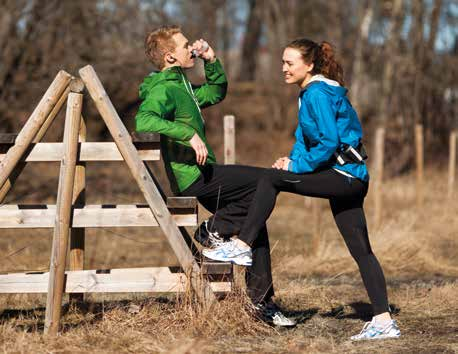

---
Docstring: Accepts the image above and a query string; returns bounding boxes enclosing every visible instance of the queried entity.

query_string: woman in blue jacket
[204,39,401,340]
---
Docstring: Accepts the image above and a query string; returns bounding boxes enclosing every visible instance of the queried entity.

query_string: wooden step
[200,260,233,275]
[0,267,231,294]
[0,204,197,228]
[0,132,161,144]
[0,142,160,162]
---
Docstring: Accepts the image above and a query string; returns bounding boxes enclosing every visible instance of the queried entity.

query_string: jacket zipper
[180,73,205,123]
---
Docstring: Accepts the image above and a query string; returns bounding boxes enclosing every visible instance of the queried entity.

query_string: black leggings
[181,164,274,304]
[238,168,389,315]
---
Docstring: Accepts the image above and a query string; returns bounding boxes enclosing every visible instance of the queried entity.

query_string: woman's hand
[272,157,291,170]
[191,39,216,63]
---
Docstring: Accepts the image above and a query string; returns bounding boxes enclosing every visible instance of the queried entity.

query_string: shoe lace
[272,311,288,321]
[208,231,226,247]
[356,321,373,336]
[205,221,226,247]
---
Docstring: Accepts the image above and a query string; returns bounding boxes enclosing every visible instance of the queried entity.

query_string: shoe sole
[273,321,297,327]
[351,333,401,341]
[202,251,252,266]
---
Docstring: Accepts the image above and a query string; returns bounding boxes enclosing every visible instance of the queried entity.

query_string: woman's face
[282,47,313,87]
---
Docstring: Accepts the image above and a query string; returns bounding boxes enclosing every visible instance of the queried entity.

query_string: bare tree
[350,0,375,112]
[238,0,262,81]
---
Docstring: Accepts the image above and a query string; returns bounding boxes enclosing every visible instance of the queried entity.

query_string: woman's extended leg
[238,168,365,246]
[329,196,389,315]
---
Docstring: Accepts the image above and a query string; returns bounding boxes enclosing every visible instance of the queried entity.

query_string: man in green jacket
[135,25,295,327]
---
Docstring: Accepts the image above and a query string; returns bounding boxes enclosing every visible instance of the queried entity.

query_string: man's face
[169,32,195,69]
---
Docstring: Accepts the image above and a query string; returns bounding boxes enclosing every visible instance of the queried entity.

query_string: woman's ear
[305,62,314,74]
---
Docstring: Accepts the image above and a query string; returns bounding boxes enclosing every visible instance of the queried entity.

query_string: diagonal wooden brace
[0,71,74,203]
[78,65,216,306]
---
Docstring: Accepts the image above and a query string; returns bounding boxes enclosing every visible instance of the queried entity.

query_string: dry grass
[0,133,457,352]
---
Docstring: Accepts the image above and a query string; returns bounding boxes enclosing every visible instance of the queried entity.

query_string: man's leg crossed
[180,164,274,304]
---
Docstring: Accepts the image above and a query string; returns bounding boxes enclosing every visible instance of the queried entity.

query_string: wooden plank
[0,142,160,162]
[373,127,385,229]
[166,197,197,209]
[0,134,17,144]
[415,124,424,208]
[0,71,72,190]
[448,131,457,198]
[79,65,215,306]
[0,267,231,293]
[70,117,86,303]
[224,115,235,164]
[0,204,197,228]
[201,261,232,275]
[131,132,160,143]
[45,92,83,336]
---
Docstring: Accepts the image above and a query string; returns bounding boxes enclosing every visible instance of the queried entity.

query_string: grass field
[0,135,457,353]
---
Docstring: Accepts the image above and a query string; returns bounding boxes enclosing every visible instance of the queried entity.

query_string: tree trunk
[238,0,262,81]
[377,0,405,127]
[350,0,374,112]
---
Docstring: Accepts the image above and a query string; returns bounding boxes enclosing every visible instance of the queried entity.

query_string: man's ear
[165,52,176,64]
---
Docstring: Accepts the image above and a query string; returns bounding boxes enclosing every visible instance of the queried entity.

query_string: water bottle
[191,41,209,58]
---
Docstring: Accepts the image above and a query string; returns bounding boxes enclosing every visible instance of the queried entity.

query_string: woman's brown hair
[286,38,344,86]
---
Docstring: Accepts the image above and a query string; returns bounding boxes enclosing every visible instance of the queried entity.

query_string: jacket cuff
[288,160,295,172]
[204,58,222,73]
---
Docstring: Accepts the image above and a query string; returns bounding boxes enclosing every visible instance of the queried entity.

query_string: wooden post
[223,115,244,289]
[415,124,424,208]
[373,127,385,229]
[78,65,215,306]
[69,118,86,303]
[448,131,457,199]
[310,199,321,255]
[35,77,83,142]
[44,93,83,336]
[224,115,235,164]
[0,73,72,203]
[34,86,71,142]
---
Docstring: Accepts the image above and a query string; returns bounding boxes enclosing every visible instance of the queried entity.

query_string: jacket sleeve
[289,91,339,173]
[135,87,195,141]
[192,59,228,109]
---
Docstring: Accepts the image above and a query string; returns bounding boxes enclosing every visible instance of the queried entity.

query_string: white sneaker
[202,239,252,266]
[194,220,227,248]
[351,319,401,341]
[253,301,297,327]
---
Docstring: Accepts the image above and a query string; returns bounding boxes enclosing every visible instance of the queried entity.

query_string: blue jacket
[288,80,369,182]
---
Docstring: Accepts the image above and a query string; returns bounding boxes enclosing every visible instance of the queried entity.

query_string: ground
[0,132,457,353]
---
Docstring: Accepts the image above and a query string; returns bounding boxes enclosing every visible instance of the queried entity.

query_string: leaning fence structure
[0,68,232,336]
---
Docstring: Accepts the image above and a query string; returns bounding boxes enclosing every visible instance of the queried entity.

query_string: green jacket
[135,59,227,193]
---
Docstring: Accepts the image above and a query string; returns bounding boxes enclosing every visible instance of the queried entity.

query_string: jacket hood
[303,76,348,97]
[139,66,185,100]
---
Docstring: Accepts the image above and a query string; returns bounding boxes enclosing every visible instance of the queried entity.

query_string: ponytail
[286,38,345,86]
[319,41,344,86]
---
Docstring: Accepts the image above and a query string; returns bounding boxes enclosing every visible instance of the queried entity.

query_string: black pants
[181,164,274,304]
[238,168,389,315]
